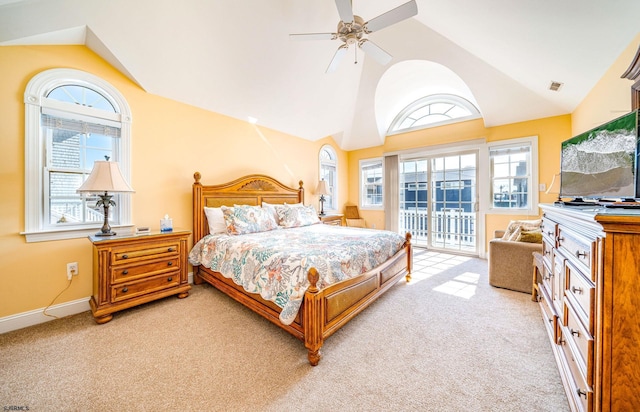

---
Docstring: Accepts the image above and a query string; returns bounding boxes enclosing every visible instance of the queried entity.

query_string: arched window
[23,68,132,242]
[319,145,338,212]
[388,94,480,135]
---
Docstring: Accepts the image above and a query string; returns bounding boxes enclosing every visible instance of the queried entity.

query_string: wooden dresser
[538,204,640,412]
[89,230,191,324]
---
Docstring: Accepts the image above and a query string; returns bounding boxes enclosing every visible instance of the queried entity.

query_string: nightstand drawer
[112,257,180,283]
[111,241,180,264]
[111,272,180,303]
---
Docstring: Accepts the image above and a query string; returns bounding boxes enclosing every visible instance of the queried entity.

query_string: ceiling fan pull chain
[354,45,358,65]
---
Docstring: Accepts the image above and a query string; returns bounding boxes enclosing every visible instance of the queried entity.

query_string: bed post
[303,267,323,366]
[192,172,204,285]
[405,232,412,282]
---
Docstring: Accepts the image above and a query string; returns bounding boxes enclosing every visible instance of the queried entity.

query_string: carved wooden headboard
[192,172,304,241]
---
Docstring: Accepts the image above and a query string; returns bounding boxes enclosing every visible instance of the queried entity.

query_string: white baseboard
[0,271,195,334]
[0,297,91,334]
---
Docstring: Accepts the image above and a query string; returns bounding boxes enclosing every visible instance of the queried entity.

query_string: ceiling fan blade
[289,33,336,41]
[365,0,417,33]
[359,39,392,65]
[335,0,354,23]
[326,45,349,73]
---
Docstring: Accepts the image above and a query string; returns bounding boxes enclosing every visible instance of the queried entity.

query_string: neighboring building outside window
[388,94,481,135]
[360,158,384,209]
[319,145,337,212]
[489,141,534,210]
[23,68,132,242]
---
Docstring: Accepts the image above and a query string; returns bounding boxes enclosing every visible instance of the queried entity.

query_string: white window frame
[319,144,338,212]
[484,136,539,214]
[359,158,384,210]
[22,68,133,242]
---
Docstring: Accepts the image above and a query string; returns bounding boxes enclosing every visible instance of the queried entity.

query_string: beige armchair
[488,230,542,294]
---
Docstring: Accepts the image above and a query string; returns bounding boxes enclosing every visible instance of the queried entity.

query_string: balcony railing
[400,208,476,250]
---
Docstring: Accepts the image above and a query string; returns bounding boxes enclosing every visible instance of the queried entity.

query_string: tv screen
[560,110,639,201]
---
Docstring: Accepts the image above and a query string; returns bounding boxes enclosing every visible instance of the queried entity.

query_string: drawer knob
[167,277,173,282]
[576,250,587,258]
[168,247,175,252]
[122,270,129,275]
[122,254,129,259]
[577,388,587,399]
[557,236,564,243]
[570,329,581,337]
[122,287,128,293]
[571,286,583,294]
[167,261,173,266]
[546,230,553,236]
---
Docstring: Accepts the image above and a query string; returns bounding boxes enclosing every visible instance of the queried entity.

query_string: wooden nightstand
[89,230,191,324]
[319,214,343,226]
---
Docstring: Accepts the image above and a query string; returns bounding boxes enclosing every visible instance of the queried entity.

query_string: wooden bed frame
[192,172,412,365]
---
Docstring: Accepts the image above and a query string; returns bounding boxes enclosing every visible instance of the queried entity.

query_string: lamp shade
[316,180,330,196]
[77,160,135,193]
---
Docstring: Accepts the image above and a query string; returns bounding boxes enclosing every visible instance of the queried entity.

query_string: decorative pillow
[221,204,278,235]
[517,229,543,243]
[261,202,282,224]
[204,207,228,234]
[276,204,320,228]
[501,219,541,241]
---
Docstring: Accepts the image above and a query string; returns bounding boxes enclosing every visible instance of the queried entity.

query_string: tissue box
[160,218,173,232]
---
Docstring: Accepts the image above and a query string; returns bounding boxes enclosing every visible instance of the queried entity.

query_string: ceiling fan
[290,0,418,73]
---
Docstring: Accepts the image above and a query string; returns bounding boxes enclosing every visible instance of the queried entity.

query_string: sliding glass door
[400,152,478,254]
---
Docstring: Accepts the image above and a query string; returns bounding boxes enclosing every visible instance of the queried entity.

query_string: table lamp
[316,180,330,216]
[77,158,134,236]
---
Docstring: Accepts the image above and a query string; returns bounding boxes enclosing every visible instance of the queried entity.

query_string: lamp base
[94,231,117,237]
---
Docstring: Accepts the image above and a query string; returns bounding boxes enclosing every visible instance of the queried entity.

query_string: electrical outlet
[67,262,78,280]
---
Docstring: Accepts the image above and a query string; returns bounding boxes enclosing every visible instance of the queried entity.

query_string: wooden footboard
[192,172,412,365]
[303,233,412,365]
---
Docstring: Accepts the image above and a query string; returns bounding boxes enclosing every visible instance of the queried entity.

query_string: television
[560,110,639,203]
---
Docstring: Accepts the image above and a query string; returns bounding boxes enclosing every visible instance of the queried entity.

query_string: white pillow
[204,206,228,234]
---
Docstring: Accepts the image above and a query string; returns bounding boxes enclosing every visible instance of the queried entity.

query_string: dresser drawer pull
[167,261,173,266]
[168,247,175,252]
[122,287,128,293]
[167,277,173,282]
[122,270,129,275]
[557,236,564,243]
[577,388,587,399]
[571,286,583,294]
[570,329,581,337]
[576,250,587,258]
[546,230,553,236]
[122,254,129,259]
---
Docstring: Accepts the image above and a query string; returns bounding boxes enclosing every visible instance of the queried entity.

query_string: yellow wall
[0,45,346,318]
[347,115,572,247]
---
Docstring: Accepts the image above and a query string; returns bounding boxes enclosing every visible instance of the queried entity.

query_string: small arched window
[23,68,132,242]
[319,145,338,212]
[388,94,480,135]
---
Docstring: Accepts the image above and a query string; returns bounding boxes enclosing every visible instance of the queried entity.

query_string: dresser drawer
[111,257,180,283]
[563,302,594,384]
[552,250,565,317]
[541,217,557,244]
[111,272,181,303]
[111,241,181,264]
[542,239,554,273]
[559,333,592,412]
[565,262,595,331]
[557,226,595,281]
[538,286,558,343]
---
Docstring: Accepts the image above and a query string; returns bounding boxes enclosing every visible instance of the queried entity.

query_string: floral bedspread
[188,224,406,325]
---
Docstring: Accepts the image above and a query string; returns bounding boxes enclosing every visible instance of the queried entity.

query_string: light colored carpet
[0,250,569,411]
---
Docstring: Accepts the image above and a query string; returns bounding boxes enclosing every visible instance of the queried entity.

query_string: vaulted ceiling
[1,0,639,150]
